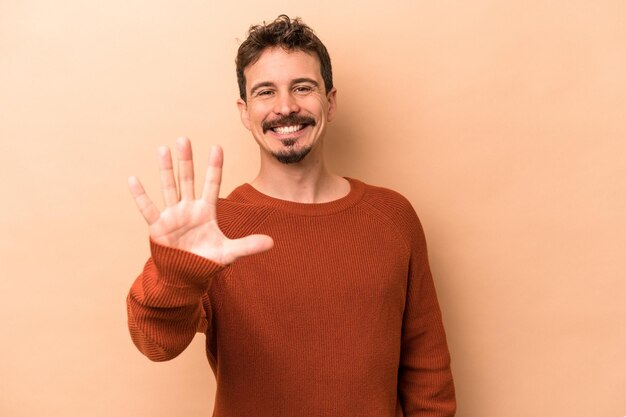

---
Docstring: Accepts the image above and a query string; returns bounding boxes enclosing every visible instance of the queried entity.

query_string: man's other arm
[398,206,456,416]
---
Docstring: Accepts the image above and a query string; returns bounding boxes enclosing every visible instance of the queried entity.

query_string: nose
[273,92,300,115]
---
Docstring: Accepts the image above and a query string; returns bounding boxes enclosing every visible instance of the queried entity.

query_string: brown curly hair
[236,15,333,101]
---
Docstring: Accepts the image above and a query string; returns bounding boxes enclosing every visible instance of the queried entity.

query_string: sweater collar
[229,177,366,216]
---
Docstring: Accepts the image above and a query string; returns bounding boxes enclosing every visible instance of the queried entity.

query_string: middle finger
[176,137,195,201]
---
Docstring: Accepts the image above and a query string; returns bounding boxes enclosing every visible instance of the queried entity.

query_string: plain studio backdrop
[1,1,624,416]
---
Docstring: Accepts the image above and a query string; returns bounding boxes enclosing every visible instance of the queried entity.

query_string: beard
[262,114,317,164]
[272,142,312,164]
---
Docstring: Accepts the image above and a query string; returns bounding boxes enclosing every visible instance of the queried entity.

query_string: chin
[272,146,312,164]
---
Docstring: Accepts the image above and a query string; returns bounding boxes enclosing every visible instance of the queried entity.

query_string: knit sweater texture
[127,177,456,417]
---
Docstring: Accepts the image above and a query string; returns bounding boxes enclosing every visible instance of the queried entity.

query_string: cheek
[248,104,272,125]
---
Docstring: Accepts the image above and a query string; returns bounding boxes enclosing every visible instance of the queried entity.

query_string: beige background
[1,1,624,416]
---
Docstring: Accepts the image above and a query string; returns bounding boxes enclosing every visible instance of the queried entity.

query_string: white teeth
[273,125,302,134]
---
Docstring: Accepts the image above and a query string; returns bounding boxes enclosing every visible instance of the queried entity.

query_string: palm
[148,200,225,260]
[129,138,273,265]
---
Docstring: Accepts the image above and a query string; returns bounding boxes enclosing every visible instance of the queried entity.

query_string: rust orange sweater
[127,178,455,416]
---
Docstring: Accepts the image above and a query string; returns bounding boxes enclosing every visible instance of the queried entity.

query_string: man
[127,15,456,416]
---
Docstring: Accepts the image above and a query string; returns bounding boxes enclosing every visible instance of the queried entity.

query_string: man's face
[237,47,337,165]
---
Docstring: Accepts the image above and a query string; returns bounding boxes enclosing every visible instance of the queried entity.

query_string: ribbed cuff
[149,238,225,290]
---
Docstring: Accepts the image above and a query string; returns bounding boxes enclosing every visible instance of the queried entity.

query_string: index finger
[201,145,223,206]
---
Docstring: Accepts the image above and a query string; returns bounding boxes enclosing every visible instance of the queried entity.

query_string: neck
[251,148,350,203]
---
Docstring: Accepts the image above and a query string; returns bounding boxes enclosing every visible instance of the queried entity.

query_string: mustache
[262,114,316,133]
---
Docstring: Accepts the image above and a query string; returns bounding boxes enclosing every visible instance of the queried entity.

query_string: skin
[129,47,347,264]
[128,140,274,265]
[237,47,348,203]
[238,47,333,170]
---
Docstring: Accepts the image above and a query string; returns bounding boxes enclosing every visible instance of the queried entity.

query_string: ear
[237,98,251,130]
[326,87,337,122]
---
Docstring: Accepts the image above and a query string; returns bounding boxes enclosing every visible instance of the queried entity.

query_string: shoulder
[359,181,415,213]
[353,178,427,244]
[356,180,420,223]
[215,184,275,239]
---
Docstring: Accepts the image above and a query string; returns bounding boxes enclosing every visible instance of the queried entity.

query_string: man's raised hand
[128,137,274,265]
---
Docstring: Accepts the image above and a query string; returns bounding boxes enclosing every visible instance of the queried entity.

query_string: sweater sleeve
[126,239,226,361]
[398,210,456,416]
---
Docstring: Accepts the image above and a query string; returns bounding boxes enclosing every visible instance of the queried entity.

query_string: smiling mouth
[272,125,304,134]
[262,114,316,134]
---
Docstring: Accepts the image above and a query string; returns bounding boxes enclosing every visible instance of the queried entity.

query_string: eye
[256,89,274,97]
[293,85,313,94]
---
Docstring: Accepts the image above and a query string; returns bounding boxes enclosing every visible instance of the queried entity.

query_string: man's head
[236,16,337,166]
[236,15,333,102]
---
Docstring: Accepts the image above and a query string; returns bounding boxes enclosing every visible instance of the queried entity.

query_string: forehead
[244,47,322,88]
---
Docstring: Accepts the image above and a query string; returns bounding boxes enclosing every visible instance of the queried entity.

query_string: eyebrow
[249,78,320,96]
[249,81,275,97]
[291,78,319,87]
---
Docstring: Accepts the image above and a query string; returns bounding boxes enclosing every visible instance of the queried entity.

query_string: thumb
[223,234,274,264]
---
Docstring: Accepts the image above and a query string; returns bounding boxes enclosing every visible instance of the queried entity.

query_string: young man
[127,15,456,417]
